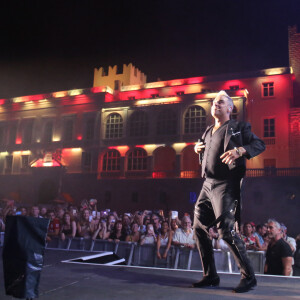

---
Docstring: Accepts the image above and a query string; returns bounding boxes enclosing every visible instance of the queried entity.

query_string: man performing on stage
[193,90,265,293]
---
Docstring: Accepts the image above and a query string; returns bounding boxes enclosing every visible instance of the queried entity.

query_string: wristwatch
[234,147,243,157]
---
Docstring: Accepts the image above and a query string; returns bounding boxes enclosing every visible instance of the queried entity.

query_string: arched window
[105,113,123,139]
[231,106,238,120]
[102,150,120,171]
[127,148,147,171]
[184,105,206,134]
[129,111,148,137]
[157,109,177,135]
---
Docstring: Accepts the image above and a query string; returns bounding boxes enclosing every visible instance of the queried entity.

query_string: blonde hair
[215,90,234,110]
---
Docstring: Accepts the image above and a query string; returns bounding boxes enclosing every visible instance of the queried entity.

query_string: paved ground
[1,249,300,300]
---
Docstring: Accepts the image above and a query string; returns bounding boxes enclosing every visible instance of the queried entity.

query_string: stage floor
[1,249,299,300]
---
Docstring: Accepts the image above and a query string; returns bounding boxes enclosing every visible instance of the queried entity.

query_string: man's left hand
[220,149,240,165]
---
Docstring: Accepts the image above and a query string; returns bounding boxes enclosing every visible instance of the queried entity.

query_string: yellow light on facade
[144,82,166,89]
[68,89,83,96]
[135,97,180,106]
[0,152,9,155]
[24,101,34,105]
[185,84,201,94]
[53,136,61,142]
[13,97,23,103]
[53,91,68,98]
[121,85,141,92]
[102,107,130,112]
[264,68,285,76]
[39,99,48,103]
[71,148,82,152]
[105,86,113,94]
[21,150,31,155]
[172,143,187,154]
[143,144,165,154]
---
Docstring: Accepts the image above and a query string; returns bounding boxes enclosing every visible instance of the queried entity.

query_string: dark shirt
[265,238,293,275]
[109,231,126,241]
[203,121,229,179]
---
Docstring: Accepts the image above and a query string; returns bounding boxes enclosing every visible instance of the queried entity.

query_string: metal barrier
[0,235,266,273]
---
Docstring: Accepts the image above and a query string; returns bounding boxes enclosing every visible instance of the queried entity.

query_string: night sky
[0,0,299,99]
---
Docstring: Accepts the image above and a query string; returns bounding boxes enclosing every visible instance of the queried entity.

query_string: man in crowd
[193,90,265,293]
[172,216,195,249]
[255,224,267,246]
[264,219,293,276]
[281,223,296,254]
[30,205,41,218]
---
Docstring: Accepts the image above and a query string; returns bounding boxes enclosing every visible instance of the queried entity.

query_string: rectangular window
[0,126,5,145]
[262,82,274,97]
[64,119,73,141]
[5,155,13,173]
[21,155,29,169]
[44,121,53,143]
[23,121,33,144]
[263,118,275,137]
[85,119,95,140]
[9,124,17,145]
[82,152,92,169]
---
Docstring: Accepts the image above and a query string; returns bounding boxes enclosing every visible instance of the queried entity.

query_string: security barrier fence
[40,236,266,274]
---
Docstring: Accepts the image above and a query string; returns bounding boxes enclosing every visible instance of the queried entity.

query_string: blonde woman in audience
[77,209,96,239]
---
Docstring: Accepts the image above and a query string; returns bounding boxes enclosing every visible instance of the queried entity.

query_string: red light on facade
[152,171,167,178]
[91,86,106,93]
[187,77,204,84]
[221,80,242,91]
[105,94,114,102]
[28,94,45,101]
[0,99,5,105]
[73,95,90,104]
[77,135,82,140]
[15,138,22,144]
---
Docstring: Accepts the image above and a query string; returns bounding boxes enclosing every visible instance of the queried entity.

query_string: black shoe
[192,276,220,288]
[233,276,257,293]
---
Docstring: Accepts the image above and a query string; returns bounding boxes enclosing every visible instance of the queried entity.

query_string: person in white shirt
[172,216,195,249]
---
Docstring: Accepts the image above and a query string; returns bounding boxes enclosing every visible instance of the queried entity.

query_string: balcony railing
[246,168,300,177]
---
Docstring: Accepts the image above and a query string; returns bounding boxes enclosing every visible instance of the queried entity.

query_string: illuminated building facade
[0,27,299,217]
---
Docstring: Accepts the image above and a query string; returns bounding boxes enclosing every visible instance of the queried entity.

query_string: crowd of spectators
[0,198,299,276]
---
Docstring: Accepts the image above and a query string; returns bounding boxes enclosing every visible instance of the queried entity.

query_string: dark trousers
[193,177,254,279]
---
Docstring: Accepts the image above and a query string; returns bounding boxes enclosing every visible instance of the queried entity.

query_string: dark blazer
[200,120,265,176]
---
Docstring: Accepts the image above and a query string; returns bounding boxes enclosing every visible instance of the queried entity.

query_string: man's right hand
[194,142,205,154]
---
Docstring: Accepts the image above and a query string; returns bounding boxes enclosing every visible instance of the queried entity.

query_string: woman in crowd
[242,222,262,250]
[125,222,140,243]
[170,218,178,233]
[92,218,107,240]
[108,220,126,242]
[60,212,77,240]
[156,221,172,259]
[105,214,116,239]
[140,223,157,245]
[77,209,95,239]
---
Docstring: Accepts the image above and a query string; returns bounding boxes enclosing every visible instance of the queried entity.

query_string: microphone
[198,138,205,164]
[198,139,201,164]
